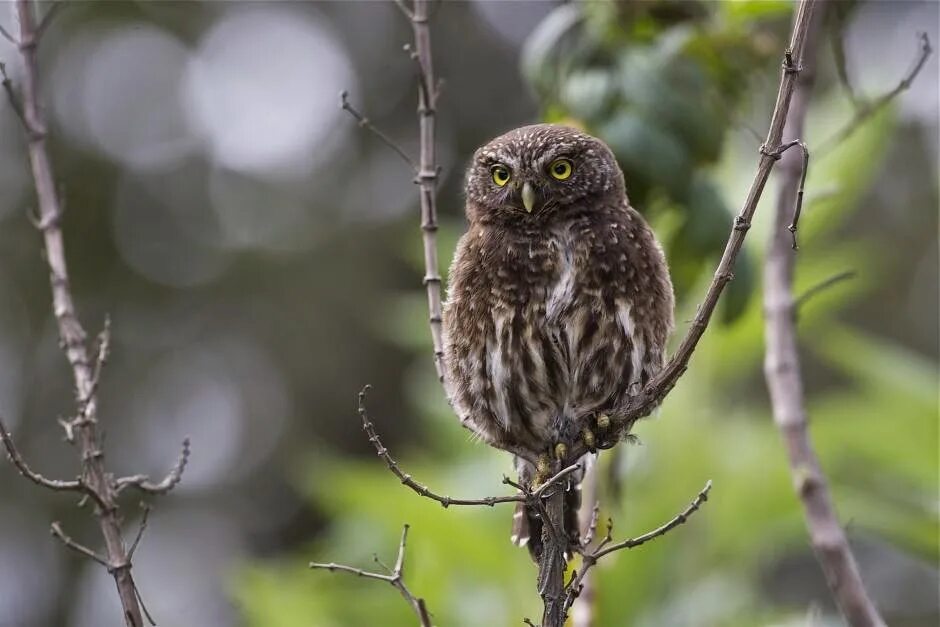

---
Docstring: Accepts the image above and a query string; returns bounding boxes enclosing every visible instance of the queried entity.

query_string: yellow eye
[549,158,573,180]
[491,165,511,187]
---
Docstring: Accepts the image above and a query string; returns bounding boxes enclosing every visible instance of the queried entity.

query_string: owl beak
[521,181,536,213]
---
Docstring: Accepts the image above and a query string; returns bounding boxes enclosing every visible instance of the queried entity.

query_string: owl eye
[491,165,511,187]
[549,158,573,180]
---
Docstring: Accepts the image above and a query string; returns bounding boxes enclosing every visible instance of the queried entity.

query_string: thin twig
[0,61,27,128]
[762,7,887,625]
[564,481,712,614]
[358,385,576,507]
[762,139,810,249]
[0,22,16,45]
[311,524,433,627]
[590,480,712,560]
[794,270,857,311]
[567,0,820,462]
[0,417,82,492]
[34,1,63,42]
[817,32,932,156]
[50,522,110,568]
[339,90,417,171]
[127,503,152,560]
[115,438,191,496]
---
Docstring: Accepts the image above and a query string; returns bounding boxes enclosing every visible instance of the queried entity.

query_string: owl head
[464,124,624,223]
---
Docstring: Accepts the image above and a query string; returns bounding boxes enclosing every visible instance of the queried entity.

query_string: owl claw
[532,454,552,487]
[582,427,596,451]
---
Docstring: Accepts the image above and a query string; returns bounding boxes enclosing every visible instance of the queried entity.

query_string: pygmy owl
[442,124,674,557]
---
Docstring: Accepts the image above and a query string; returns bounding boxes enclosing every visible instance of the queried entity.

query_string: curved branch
[359,386,577,508]
[568,0,820,462]
[115,438,191,496]
[0,416,82,493]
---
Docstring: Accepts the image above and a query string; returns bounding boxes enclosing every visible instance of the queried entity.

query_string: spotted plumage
[442,124,674,557]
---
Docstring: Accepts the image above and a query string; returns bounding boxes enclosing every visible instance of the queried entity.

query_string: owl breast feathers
[443,124,674,458]
[442,124,674,557]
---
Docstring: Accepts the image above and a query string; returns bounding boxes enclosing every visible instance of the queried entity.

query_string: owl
[442,124,674,557]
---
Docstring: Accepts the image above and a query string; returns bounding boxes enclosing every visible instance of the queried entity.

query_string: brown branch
[114,438,191,496]
[762,6,887,626]
[405,0,446,387]
[0,3,186,624]
[339,90,417,171]
[311,524,433,627]
[568,0,820,461]
[126,503,152,561]
[794,270,857,312]
[564,481,712,615]
[817,32,932,156]
[359,385,577,507]
[50,521,110,568]
[0,416,82,492]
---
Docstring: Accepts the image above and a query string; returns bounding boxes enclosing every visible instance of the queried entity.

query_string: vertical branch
[762,6,886,627]
[537,480,567,627]
[404,0,447,389]
[2,3,190,625]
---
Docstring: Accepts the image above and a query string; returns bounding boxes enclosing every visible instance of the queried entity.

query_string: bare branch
[34,1,63,42]
[0,23,16,45]
[0,416,82,492]
[564,481,712,614]
[5,3,184,625]
[565,0,820,462]
[817,32,932,156]
[339,90,417,171]
[115,437,191,496]
[359,385,575,508]
[0,61,27,128]
[50,521,110,568]
[127,503,152,560]
[311,524,432,627]
[763,8,887,625]
[590,480,711,560]
[795,270,856,312]
[762,140,810,250]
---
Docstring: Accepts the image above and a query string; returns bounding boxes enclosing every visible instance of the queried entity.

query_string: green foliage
[522,0,789,323]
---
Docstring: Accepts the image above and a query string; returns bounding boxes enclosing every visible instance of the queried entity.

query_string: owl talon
[582,427,596,451]
[554,442,568,461]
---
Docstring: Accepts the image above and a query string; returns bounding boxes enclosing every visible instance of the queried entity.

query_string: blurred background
[0,1,936,626]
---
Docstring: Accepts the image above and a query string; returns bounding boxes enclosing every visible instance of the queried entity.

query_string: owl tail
[510,457,584,562]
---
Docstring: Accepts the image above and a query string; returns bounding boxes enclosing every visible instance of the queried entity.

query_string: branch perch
[569,0,820,461]
[359,386,579,508]
[311,524,433,627]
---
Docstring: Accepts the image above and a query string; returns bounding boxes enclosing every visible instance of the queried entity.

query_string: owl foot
[554,442,568,461]
[581,427,597,453]
[532,453,552,487]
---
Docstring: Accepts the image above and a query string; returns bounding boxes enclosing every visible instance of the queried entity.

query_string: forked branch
[311,524,433,627]
[0,3,189,625]
[564,481,712,616]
